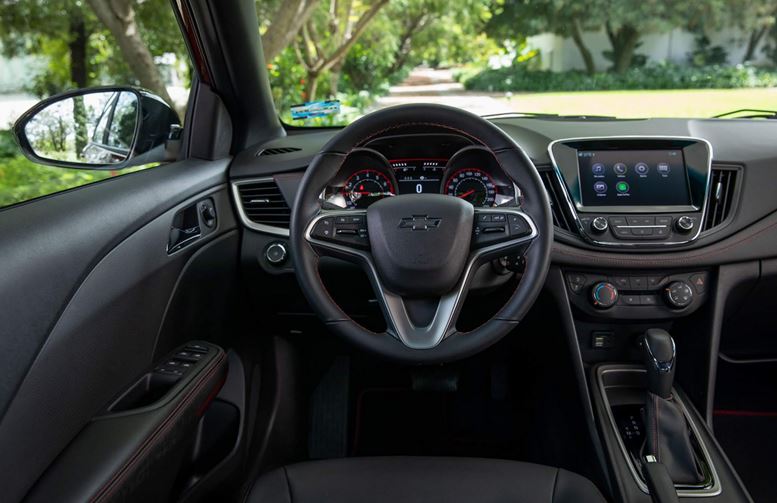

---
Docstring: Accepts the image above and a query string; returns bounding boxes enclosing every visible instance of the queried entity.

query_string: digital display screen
[577,149,691,207]
[391,159,446,195]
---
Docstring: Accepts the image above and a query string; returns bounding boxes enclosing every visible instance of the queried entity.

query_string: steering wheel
[290,104,552,364]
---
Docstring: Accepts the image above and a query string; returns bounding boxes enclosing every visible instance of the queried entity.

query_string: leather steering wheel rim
[290,104,553,364]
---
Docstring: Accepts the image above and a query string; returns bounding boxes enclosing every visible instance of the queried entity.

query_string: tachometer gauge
[445,168,496,206]
[343,169,396,208]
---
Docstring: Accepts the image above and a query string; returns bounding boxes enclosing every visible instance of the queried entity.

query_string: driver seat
[245,456,606,503]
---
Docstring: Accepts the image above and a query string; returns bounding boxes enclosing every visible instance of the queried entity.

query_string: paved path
[370,67,507,116]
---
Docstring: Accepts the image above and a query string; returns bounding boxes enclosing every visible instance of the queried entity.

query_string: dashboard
[321,134,518,210]
[230,116,777,270]
[229,116,777,332]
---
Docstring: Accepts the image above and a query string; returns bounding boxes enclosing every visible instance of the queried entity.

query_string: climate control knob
[591,282,619,309]
[665,281,693,308]
[591,216,609,234]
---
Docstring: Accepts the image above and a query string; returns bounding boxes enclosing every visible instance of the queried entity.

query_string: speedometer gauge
[445,168,496,206]
[343,169,396,208]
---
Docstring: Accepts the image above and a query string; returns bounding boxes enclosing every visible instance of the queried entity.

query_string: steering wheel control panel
[548,137,712,248]
[566,270,709,319]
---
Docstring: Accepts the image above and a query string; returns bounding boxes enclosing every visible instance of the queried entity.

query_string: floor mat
[714,412,777,502]
[352,386,522,459]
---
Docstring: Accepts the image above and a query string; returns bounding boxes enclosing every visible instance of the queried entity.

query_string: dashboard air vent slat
[703,167,737,231]
[258,146,302,156]
[236,179,291,229]
[539,169,574,232]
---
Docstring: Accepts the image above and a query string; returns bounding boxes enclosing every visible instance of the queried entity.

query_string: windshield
[258,0,777,125]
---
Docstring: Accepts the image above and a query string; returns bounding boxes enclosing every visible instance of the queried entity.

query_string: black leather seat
[246,456,606,503]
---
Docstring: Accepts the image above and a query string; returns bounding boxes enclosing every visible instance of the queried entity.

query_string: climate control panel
[566,270,709,319]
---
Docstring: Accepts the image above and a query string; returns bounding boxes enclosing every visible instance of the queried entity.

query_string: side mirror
[13,86,180,170]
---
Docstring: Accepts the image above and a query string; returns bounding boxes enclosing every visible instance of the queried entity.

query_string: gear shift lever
[640,329,703,486]
[641,328,676,399]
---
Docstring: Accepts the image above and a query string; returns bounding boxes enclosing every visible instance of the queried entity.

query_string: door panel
[0,158,237,501]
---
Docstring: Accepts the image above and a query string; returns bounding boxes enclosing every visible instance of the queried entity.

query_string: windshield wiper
[713,109,777,119]
[482,112,616,120]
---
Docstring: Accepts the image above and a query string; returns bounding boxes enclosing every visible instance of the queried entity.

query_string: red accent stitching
[91,352,226,502]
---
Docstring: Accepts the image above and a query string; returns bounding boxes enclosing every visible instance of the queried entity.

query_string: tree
[487,0,604,74]
[726,0,776,62]
[259,0,322,62]
[602,1,713,73]
[294,0,389,100]
[0,1,96,92]
[85,0,174,107]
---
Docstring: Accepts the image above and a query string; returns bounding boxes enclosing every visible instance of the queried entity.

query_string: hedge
[462,63,777,93]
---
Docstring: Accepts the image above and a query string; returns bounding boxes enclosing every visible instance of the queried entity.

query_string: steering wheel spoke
[378,290,463,350]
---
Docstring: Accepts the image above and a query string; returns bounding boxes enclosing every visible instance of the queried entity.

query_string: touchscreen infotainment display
[577,149,691,207]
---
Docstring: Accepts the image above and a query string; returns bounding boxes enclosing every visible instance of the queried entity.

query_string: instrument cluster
[322,143,519,210]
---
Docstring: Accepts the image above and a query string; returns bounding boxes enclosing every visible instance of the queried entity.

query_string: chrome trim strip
[231,177,290,237]
[546,135,713,248]
[596,366,721,497]
[304,208,538,350]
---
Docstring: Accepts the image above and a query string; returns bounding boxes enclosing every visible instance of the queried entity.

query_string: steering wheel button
[491,214,506,222]
[508,215,530,236]
[312,217,335,238]
[478,214,492,222]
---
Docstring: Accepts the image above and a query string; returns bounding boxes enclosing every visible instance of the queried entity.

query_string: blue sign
[291,100,341,120]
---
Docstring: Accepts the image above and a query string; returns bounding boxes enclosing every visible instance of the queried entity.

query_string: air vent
[235,179,290,229]
[258,146,302,156]
[539,169,574,232]
[703,167,738,231]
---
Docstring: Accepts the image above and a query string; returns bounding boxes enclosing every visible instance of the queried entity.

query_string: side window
[0,2,189,209]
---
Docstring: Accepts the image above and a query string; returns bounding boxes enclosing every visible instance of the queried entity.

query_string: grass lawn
[499,87,777,118]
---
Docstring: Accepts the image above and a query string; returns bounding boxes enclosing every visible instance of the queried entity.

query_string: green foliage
[0,154,113,207]
[462,63,777,93]
[0,0,189,97]
[688,34,729,67]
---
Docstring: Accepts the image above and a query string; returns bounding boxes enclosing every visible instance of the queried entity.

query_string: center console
[549,137,712,247]
[584,327,754,503]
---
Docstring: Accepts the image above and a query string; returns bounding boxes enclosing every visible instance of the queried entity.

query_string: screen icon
[593,181,607,193]
[592,163,605,175]
[613,162,627,175]
[657,162,670,175]
[635,162,649,175]
[616,181,630,193]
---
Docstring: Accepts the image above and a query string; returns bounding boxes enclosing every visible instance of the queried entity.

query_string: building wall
[529,27,771,72]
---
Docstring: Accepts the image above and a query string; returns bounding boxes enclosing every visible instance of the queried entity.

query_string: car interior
[0,1,775,502]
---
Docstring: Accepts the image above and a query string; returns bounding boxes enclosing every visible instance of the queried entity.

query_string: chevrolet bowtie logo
[398,215,442,231]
